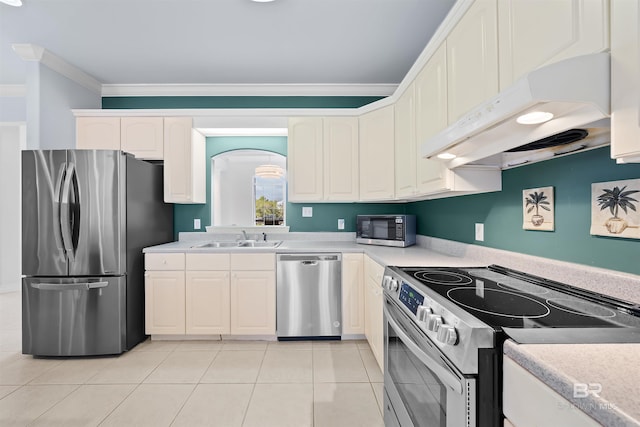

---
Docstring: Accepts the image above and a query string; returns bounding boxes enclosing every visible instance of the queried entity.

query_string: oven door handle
[384,304,464,395]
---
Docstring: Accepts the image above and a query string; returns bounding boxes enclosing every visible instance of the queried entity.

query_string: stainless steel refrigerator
[22,150,173,356]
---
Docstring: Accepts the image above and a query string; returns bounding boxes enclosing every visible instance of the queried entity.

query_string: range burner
[413,270,473,286]
[547,298,617,318]
[392,265,640,332]
[447,287,550,319]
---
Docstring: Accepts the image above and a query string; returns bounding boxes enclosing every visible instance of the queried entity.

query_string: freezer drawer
[22,276,126,356]
[276,253,342,338]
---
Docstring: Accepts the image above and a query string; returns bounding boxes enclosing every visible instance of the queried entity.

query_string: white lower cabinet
[230,270,276,335]
[503,357,601,427]
[145,252,275,337]
[145,270,186,335]
[185,271,230,335]
[342,253,365,335]
[364,255,385,373]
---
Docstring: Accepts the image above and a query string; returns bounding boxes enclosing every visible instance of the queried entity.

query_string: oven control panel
[398,283,424,315]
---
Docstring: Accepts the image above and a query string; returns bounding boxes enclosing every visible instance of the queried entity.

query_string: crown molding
[12,43,102,95]
[0,84,26,97]
[100,83,397,97]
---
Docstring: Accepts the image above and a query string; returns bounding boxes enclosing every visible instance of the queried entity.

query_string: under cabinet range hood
[421,53,611,169]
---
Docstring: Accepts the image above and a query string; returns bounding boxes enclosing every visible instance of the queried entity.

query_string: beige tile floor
[0,291,384,426]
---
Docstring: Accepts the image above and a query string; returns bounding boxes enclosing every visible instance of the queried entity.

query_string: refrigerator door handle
[52,166,66,251]
[60,162,78,261]
[30,281,109,291]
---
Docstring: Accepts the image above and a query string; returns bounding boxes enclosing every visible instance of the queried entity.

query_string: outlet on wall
[302,207,313,217]
[194,218,201,230]
[475,223,484,241]
[338,218,345,230]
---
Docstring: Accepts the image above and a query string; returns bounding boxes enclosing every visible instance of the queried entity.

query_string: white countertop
[504,340,640,427]
[143,238,479,268]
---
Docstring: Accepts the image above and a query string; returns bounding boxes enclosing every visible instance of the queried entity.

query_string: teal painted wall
[406,147,640,275]
[173,136,401,236]
[103,96,384,109]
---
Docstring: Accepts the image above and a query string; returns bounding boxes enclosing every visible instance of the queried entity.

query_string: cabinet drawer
[364,255,385,284]
[145,253,185,270]
[186,253,230,271]
[230,253,275,271]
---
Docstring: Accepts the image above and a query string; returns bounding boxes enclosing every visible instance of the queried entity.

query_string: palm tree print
[525,191,550,226]
[597,185,639,234]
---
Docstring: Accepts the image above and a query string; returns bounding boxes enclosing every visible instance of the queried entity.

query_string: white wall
[26,62,101,149]
[0,124,26,293]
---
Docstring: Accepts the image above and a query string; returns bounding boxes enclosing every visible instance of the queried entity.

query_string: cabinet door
[446,0,498,124]
[186,271,230,335]
[394,84,417,198]
[76,117,121,150]
[324,117,359,201]
[230,271,276,335]
[359,105,395,201]
[611,0,640,161]
[365,275,384,373]
[363,256,384,372]
[121,117,164,160]
[144,270,185,335]
[164,117,206,203]
[342,253,364,335]
[498,0,609,89]
[415,42,451,195]
[503,358,601,427]
[288,117,324,202]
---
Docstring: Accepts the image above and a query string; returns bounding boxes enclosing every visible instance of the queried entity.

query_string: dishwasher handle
[277,254,341,263]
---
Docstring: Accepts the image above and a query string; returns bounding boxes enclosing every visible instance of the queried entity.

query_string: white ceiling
[0,0,456,89]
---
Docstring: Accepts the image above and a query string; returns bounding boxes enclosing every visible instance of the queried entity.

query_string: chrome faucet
[241,230,248,240]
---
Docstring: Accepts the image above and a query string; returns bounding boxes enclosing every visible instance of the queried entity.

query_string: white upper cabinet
[163,117,206,204]
[498,0,609,89]
[446,0,499,124]
[120,117,164,160]
[415,42,450,195]
[288,117,324,202]
[359,105,395,201]
[76,117,121,150]
[611,0,640,163]
[323,117,359,201]
[394,83,417,199]
[288,117,359,202]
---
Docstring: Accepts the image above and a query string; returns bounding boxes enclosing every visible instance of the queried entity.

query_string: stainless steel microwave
[356,215,416,247]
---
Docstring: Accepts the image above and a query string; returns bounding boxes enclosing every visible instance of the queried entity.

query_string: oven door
[383,297,476,427]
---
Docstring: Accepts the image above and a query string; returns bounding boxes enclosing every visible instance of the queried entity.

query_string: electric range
[381,264,640,427]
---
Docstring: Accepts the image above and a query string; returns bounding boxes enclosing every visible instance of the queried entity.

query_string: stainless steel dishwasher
[276,253,342,339]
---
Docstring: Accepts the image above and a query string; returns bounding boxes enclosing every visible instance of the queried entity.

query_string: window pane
[254,176,286,226]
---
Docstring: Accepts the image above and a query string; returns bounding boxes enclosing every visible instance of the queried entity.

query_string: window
[211,150,287,227]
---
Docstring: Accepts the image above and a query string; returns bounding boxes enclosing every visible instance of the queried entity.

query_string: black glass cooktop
[397,265,640,331]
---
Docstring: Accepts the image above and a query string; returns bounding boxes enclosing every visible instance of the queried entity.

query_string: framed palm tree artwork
[591,178,640,239]
[523,186,554,231]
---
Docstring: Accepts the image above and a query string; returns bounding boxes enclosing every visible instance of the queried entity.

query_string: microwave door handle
[60,162,76,261]
[384,304,463,395]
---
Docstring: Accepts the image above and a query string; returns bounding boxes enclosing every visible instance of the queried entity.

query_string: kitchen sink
[191,240,282,249]
[237,240,282,248]
[192,241,240,248]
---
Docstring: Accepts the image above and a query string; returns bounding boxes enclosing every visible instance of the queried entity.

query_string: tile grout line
[239,346,267,427]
